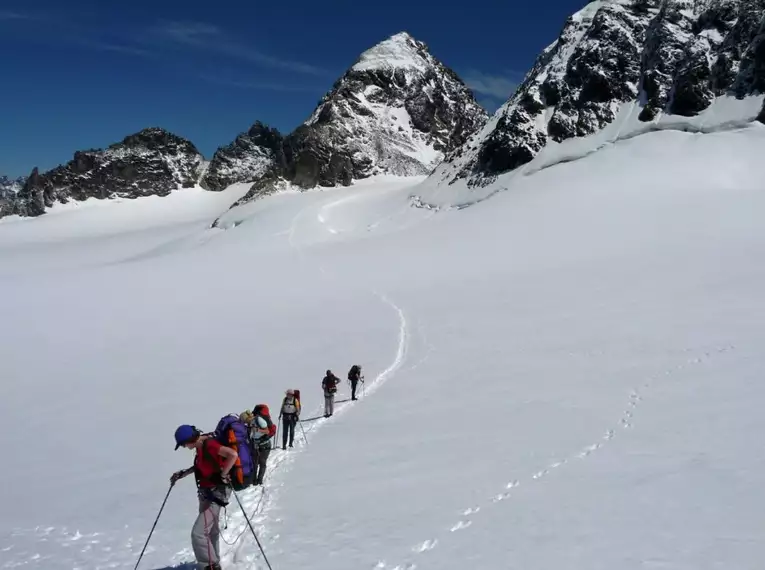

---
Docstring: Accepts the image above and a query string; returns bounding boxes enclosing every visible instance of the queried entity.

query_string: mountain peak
[219,31,487,207]
[430,0,765,188]
[2,129,203,218]
[351,31,429,73]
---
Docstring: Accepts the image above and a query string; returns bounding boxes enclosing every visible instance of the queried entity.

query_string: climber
[322,370,341,417]
[279,389,301,449]
[169,424,238,570]
[248,406,275,485]
[348,364,363,400]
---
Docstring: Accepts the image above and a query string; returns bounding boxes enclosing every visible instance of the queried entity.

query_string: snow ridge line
[377,343,736,570]
[214,197,412,569]
[411,116,763,212]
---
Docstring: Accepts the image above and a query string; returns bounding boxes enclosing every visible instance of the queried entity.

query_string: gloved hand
[220,471,231,485]
[170,469,187,485]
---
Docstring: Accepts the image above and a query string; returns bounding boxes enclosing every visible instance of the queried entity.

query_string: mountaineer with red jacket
[170,424,238,570]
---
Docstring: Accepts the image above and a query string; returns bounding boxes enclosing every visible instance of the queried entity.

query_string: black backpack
[348,365,360,380]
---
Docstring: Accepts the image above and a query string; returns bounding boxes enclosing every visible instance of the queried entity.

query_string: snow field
[1,126,764,569]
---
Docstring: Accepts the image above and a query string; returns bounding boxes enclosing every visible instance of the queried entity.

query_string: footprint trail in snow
[377,343,735,569]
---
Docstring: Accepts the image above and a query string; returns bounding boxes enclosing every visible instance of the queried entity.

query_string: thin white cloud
[152,20,329,76]
[198,74,322,92]
[73,37,152,57]
[153,21,220,45]
[463,70,521,100]
[0,10,29,20]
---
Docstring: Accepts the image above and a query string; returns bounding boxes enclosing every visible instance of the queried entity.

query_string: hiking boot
[203,564,222,570]
[289,443,293,448]
[282,445,286,450]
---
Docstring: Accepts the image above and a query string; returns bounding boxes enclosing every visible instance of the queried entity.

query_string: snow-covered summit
[2,128,204,218]
[351,31,429,72]
[430,0,765,187]
[230,31,487,207]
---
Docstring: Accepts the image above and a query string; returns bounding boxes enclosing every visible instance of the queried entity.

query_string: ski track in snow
[186,193,416,569]
[375,343,736,570]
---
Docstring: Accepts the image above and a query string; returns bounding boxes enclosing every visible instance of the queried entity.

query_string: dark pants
[252,445,270,485]
[351,379,359,400]
[282,415,297,448]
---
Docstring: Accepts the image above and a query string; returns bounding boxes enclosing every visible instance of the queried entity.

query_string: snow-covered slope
[1,125,764,569]
[230,32,487,207]
[3,128,204,218]
[434,0,765,187]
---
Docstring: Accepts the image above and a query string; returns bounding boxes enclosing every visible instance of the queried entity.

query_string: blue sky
[0,0,584,177]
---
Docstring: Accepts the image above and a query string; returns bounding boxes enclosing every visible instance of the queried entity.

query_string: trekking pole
[232,490,274,570]
[299,419,309,445]
[133,482,174,570]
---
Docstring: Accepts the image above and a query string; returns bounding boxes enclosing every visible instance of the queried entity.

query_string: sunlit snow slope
[1,126,764,570]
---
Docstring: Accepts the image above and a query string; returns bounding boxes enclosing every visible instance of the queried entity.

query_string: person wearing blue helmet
[170,424,238,570]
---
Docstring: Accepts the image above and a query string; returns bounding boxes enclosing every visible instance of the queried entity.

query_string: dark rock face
[201,122,283,191]
[0,175,25,218]
[230,32,487,207]
[733,2,765,93]
[3,128,203,218]
[441,0,765,186]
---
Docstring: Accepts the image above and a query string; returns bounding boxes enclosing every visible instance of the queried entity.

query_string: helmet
[174,424,200,450]
[286,389,295,395]
[326,370,332,375]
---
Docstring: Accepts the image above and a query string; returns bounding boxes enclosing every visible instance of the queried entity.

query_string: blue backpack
[214,414,254,490]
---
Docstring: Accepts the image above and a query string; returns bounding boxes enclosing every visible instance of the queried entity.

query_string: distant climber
[169,424,238,570]
[279,389,301,449]
[348,364,363,400]
[248,405,275,485]
[322,370,340,417]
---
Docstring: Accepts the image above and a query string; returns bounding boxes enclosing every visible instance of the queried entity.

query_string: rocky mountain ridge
[433,0,765,187]
[0,175,24,195]
[1,32,487,219]
[205,31,488,207]
[1,128,203,218]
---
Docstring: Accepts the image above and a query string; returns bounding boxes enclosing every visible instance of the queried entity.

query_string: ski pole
[134,482,174,570]
[299,419,308,445]
[232,490,274,570]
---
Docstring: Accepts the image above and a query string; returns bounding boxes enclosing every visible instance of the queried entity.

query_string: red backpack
[253,404,277,438]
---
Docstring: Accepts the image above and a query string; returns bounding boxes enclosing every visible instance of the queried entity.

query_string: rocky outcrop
[201,122,283,191]
[0,175,25,218]
[437,0,765,186]
[229,32,487,207]
[0,175,24,195]
[4,128,203,218]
